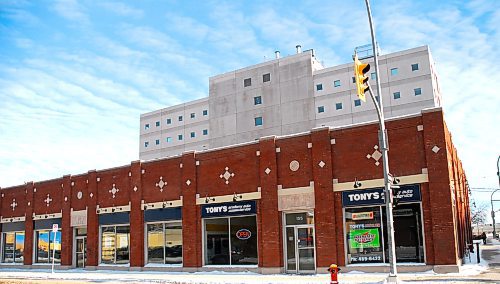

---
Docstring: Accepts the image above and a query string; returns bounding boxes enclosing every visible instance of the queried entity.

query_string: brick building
[0,107,471,273]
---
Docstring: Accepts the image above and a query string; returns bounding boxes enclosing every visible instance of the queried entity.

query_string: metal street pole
[363,0,398,281]
[492,156,499,239]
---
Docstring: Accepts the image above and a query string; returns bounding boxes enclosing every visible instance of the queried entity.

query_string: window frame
[1,231,24,263]
[316,84,323,91]
[390,68,398,76]
[146,221,183,265]
[254,96,262,105]
[354,99,361,107]
[393,92,401,100]
[335,102,343,110]
[411,63,419,71]
[334,80,341,87]
[34,229,61,264]
[317,106,325,113]
[263,73,271,82]
[414,88,422,96]
[244,78,251,87]
[99,224,130,265]
[254,116,263,126]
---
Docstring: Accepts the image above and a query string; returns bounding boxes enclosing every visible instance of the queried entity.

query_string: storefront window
[35,230,61,264]
[2,232,24,263]
[342,185,424,265]
[345,207,384,264]
[382,203,424,263]
[100,225,129,264]
[229,216,257,265]
[204,216,257,266]
[205,218,229,265]
[146,222,182,264]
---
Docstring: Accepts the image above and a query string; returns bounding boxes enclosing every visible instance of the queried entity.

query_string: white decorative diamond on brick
[64,196,68,202]
[71,181,75,186]
[44,194,52,207]
[156,176,167,192]
[366,145,382,166]
[219,167,235,185]
[289,160,300,172]
[89,193,93,198]
[265,168,271,175]
[318,161,326,168]
[109,184,119,198]
[133,186,138,192]
[10,199,17,211]
[432,146,440,153]
[77,191,83,200]
[186,179,191,186]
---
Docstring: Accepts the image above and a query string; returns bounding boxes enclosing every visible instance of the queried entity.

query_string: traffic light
[354,54,370,102]
[390,176,401,207]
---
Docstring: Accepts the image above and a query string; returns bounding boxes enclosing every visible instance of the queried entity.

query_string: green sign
[349,229,380,249]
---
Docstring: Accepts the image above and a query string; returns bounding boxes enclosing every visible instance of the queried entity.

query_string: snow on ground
[0,242,495,284]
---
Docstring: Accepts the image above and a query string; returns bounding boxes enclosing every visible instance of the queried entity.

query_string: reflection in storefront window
[1,232,23,263]
[35,230,61,264]
[345,207,384,264]
[100,225,129,265]
[146,222,182,265]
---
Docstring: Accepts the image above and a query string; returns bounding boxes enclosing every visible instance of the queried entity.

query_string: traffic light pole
[364,0,398,281]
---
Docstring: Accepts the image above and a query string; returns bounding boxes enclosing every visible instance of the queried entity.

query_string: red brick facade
[0,108,472,272]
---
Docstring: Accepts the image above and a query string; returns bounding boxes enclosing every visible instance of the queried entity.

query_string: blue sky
[0,0,499,213]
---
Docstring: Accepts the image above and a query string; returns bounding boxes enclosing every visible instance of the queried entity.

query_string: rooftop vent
[296,45,302,54]
[275,50,280,59]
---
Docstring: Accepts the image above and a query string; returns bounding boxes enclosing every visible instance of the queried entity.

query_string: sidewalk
[0,240,499,284]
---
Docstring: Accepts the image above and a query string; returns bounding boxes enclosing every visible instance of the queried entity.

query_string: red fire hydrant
[327,264,341,284]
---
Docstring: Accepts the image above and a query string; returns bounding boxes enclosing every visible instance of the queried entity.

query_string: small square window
[155,121,160,127]
[190,132,195,138]
[316,84,323,91]
[334,80,341,87]
[318,106,325,113]
[371,72,377,80]
[178,134,183,141]
[203,109,208,116]
[144,124,150,130]
[166,137,172,143]
[155,139,160,145]
[244,78,251,87]
[263,73,271,82]
[390,68,398,76]
[254,96,262,105]
[166,118,172,125]
[178,115,183,122]
[414,88,422,96]
[335,103,343,110]
[354,99,361,107]
[393,92,401,99]
[203,129,208,135]
[254,116,263,126]
[411,63,419,71]
[352,77,356,83]
[144,141,149,147]
[190,113,195,119]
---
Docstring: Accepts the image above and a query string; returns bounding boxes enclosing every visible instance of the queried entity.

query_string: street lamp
[492,155,500,239]
[362,0,398,282]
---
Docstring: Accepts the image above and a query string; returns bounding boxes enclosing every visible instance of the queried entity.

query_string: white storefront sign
[71,209,88,227]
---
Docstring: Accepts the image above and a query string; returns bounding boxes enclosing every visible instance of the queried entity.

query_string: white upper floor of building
[140,45,442,161]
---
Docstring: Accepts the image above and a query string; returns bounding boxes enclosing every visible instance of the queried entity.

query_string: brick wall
[0,108,471,270]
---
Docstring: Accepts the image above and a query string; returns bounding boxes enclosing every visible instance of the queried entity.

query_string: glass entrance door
[284,212,316,274]
[76,237,86,268]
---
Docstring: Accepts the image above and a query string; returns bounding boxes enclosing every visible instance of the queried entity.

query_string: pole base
[385,275,399,283]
